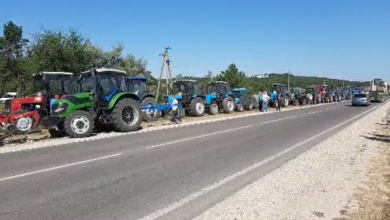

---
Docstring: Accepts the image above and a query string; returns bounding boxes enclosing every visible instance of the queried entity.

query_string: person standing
[276,92,281,111]
[262,92,270,112]
[171,96,181,123]
[258,91,263,112]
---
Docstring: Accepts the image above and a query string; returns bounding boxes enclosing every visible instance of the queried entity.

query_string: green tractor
[48,67,142,138]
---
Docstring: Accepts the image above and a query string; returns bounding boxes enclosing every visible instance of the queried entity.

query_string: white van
[0,92,17,103]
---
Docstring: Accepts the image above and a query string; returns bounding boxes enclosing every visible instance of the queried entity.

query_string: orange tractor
[0,72,76,134]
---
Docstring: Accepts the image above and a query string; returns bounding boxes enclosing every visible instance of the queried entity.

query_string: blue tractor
[232,88,256,111]
[127,77,157,105]
[164,79,206,117]
[343,86,359,100]
[269,83,290,107]
[206,81,235,115]
[126,77,160,121]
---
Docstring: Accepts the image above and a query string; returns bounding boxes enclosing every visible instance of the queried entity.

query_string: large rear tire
[222,96,234,113]
[189,97,205,117]
[64,110,94,138]
[112,98,142,132]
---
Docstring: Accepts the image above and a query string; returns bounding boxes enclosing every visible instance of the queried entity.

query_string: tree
[217,64,247,88]
[0,21,29,97]
[28,28,92,74]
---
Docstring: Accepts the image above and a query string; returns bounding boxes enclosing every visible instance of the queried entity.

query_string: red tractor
[316,85,333,103]
[0,72,76,134]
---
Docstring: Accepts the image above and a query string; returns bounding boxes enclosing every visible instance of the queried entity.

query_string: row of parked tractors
[0,67,360,139]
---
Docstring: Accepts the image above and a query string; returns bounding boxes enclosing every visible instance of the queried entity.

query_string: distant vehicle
[0,92,17,104]
[352,93,370,106]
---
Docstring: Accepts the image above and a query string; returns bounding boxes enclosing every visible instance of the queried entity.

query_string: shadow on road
[0,138,3,147]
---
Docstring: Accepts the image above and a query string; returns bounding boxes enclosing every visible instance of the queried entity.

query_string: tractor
[269,83,289,108]
[206,81,235,114]
[0,72,76,134]
[164,79,206,117]
[232,88,256,111]
[305,86,321,104]
[316,85,333,103]
[343,86,357,100]
[47,67,143,138]
[127,77,157,105]
[127,77,159,121]
[329,85,342,102]
[289,87,307,106]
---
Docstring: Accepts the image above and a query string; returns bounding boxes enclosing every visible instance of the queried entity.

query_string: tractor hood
[60,92,92,103]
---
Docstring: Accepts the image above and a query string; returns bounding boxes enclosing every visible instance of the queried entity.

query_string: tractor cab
[3,72,75,114]
[78,68,129,108]
[126,77,156,105]
[269,83,288,101]
[165,79,205,117]
[232,88,248,99]
[165,79,203,105]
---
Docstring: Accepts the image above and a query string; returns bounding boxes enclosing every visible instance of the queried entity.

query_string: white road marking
[138,103,384,220]
[145,125,253,150]
[0,153,122,182]
[145,106,340,151]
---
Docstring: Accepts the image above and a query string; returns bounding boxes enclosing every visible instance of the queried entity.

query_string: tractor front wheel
[222,97,234,113]
[189,97,205,117]
[64,110,94,138]
[236,103,244,112]
[112,98,142,132]
[209,103,218,115]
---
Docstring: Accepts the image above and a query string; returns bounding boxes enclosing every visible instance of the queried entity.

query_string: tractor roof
[209,81,228,84]
[80,68,127,75]
[233,88,247,91]
[272,83,285,86]
[128,77,148,81]
[174,79,198,83]
[33,71,74,76]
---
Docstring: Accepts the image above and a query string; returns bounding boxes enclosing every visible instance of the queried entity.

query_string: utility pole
[287,69,290,91]
[156,47,172,101]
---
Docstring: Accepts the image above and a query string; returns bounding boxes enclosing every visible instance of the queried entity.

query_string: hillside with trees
[0,21,367,98]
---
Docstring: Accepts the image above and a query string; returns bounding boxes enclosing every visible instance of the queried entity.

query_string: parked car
[352,93,370,106]
[0,92,17,104]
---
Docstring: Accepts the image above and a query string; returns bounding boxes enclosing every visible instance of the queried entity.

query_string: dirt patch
[336,108,390,220]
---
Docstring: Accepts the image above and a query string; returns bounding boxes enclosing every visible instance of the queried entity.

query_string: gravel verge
[193,101,390,220]
[338,108,390,220]
[0,102,332,153]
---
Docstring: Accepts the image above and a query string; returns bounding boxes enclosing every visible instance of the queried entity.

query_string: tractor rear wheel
[141,97,158,121]
[245,100,254,110]
[282,98,289,107]
[112,98,142,132]
[209,103,218,115]
[189,97,205,117]
[222,97,234,113]
[64,110,94,138]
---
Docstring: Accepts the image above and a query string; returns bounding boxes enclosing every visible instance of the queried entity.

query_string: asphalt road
[0,102,384,220]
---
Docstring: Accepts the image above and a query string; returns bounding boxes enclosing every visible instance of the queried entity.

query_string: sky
[1,0,388,81]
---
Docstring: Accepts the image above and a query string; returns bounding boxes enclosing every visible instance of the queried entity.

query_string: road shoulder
[193,102,389,220]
